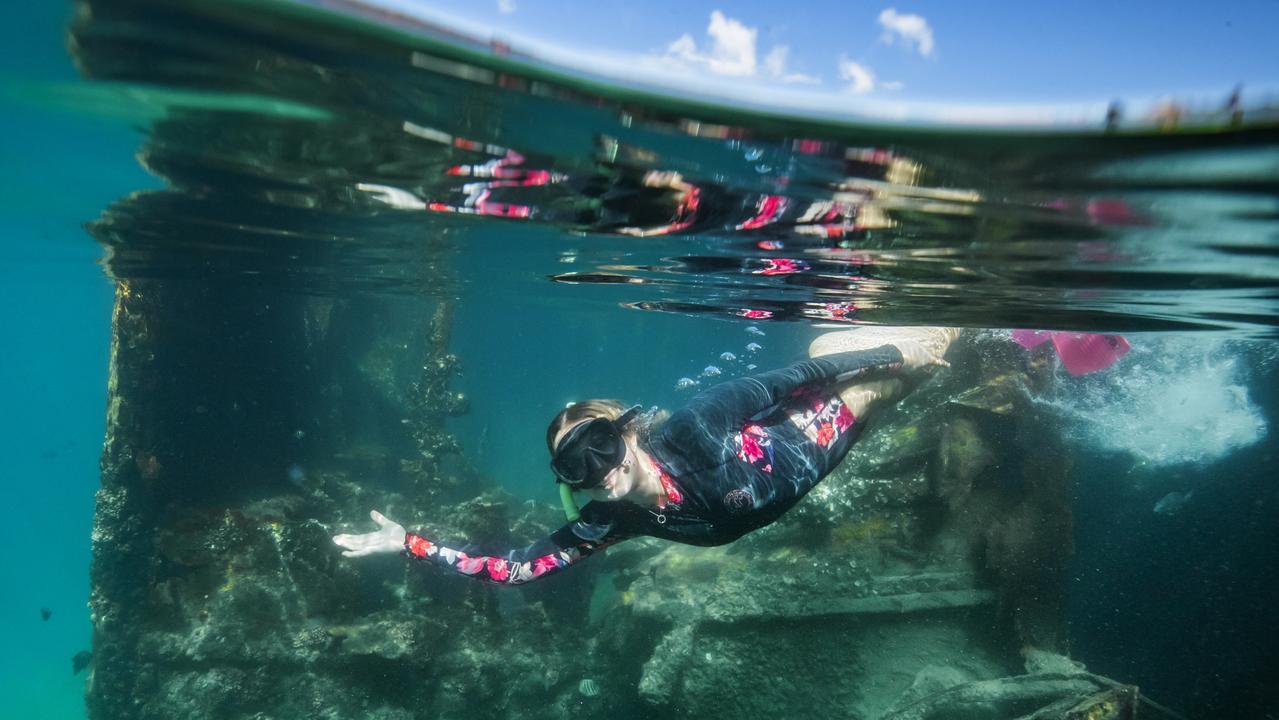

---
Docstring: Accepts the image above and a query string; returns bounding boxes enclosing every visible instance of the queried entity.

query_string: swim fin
[1011,330,1131,375]
[1010,329,1052,349]
[1050,333,1131,375]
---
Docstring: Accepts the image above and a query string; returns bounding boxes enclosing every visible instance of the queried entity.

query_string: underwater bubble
[702,365,722,377]
[293,429,306,440]
[719,351,737,362]
[745,326,766,337]
[1042,336,1266,467]
[675,377,699,390]
[578,678,599,697]
[1154,490,1194,515]
[746,342,763,353]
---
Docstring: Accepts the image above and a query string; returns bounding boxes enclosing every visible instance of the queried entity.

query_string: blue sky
[370,0,1279,123]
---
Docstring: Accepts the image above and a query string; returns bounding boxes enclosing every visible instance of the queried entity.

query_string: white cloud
[880,80,904,91]
[782,72,822,85]
[764,46,788,78]
[497,0,516,14]
[661,11,826,84]
[878,8,934,57]
[349,0,1127,128]
[668,33,697,59]
[763,46,822,84]
[665,10,757,76]
[838,59,875,94]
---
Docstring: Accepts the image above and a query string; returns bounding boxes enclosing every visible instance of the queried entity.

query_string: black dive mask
[551,405,641,489]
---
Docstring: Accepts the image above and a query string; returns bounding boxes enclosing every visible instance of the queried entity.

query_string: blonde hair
[546,399,666,453]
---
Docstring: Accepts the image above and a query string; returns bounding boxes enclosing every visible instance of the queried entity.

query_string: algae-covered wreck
[87,271,1151,720]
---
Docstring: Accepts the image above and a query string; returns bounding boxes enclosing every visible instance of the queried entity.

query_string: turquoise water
[2,1,1277,718]
[2,7,155,717]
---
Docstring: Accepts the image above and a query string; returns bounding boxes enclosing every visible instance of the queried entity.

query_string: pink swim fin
[1049,333,1131,375]
[1011,330,1132,375]
[1011,329,1052,349]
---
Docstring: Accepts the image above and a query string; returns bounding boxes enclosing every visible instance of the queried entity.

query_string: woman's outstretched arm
[401,522,628,585]
[333,508,632,586]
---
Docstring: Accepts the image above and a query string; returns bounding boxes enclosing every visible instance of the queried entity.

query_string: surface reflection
[63,0,1279,334]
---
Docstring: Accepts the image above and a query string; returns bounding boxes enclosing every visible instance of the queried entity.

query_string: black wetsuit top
[403,346,904,584]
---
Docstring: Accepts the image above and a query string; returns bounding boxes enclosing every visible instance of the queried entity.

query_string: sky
[362,0,1279,124]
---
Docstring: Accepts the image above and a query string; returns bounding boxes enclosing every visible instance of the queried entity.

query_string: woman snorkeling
[332,327,959,584]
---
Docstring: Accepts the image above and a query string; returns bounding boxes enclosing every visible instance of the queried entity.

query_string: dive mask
[550,405,641,489]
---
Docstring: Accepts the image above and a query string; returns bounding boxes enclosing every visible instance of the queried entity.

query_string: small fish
[40,607,51,621]
[702,365,722,377]
[746,364,757,370]
[72,651,92,675]
[675,377,699,391]
[745,325,766,337]
[719,351,737,362]
[745,342,763,353]
[578,678,600,697]
[1154,490,1194,516]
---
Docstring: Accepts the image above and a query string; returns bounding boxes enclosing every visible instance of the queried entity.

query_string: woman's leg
[809,327,960,418]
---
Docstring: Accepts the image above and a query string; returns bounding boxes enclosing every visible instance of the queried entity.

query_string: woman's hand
[332,510,406,558]
[895,340,951,373]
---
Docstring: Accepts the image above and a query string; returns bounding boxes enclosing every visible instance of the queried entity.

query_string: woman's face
[553,418,637,503]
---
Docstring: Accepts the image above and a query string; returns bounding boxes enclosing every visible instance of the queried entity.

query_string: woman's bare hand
[332,510,406,558]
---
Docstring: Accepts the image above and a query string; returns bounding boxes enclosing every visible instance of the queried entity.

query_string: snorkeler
[332,328,957,584]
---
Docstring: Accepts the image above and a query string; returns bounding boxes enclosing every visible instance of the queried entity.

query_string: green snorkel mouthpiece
[559,482,581,522]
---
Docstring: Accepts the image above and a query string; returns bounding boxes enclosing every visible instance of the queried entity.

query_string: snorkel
[559,483,581,522]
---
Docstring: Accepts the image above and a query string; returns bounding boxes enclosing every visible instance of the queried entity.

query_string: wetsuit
[403,345,905,585]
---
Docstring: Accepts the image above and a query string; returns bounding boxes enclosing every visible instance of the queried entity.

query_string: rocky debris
[880,650,1140,720]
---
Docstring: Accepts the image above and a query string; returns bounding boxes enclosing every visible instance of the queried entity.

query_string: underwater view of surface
[2,1,1277,719]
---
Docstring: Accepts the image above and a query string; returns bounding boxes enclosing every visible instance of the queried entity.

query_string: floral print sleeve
[402,508,633,585]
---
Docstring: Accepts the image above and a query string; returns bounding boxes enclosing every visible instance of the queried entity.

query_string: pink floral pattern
[404,532,602,586]
[455,553,486,575]
[656,465,684,507]
[753,258,808,276]
[486,557,510,582]
[405,535,435,558]
[786,388,857,448]
[532,553,563,578]
[735,423,774,473]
